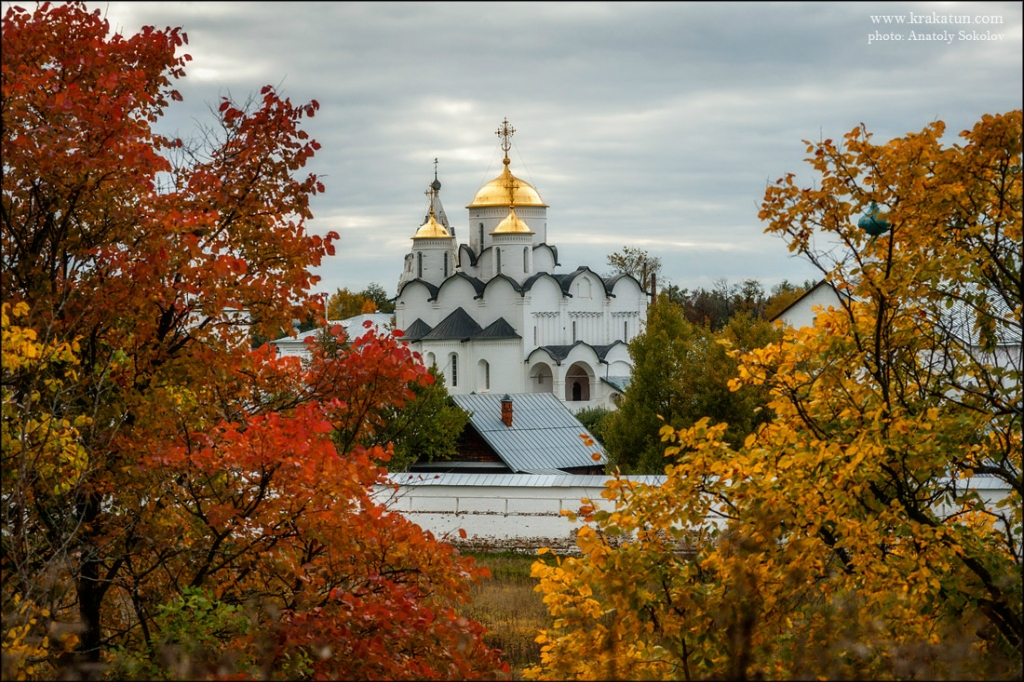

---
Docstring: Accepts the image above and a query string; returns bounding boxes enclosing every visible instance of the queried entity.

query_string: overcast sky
[43,2,1024,296]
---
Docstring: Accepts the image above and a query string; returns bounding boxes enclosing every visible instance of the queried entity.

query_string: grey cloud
[26,1,1022,295]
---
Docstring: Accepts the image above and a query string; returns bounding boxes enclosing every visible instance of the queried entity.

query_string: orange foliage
[2,4,506,679]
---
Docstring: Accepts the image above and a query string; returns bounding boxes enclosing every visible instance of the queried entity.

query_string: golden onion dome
[467,160,547,208]
[412,212,453,239]
[491,207,534,235]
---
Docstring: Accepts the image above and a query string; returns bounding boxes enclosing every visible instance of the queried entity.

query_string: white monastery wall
[372,479,611,552]
[374,475,1013,553]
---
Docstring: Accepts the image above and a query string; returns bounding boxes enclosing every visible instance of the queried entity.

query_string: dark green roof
[401,318,433,341]
[476,318,521,339]
[421,308,483,340]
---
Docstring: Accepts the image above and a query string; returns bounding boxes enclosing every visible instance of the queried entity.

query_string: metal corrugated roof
[385,472,1010,491]
[270,328,321,347]
[940,297,1021,346]
[270,314,394,349]
[387,473,667,487]
[452,393,607,473]
[522,468,576,476]
[340,314,394,338]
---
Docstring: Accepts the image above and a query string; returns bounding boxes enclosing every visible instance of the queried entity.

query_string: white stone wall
[371,481,603,551]
[402,237,457,289]
[374,476,1014,552]
[429,339,524,394]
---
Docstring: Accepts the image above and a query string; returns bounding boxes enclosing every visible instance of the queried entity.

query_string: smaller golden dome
[468,161,547,208]
[491,207,534,235]
[412,212,453,239]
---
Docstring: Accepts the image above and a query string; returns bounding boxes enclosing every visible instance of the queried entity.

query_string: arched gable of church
[560,268,607,313]
[599,342,632,377]
[435,272,485,308]
[528,361,555,394]
[457,243,479,269]
[477,275,523,328]
[396,278,439,306]
[475,245,496,278]
[522,273,563,308]
[481,273,524,297]
[604,274,648,341]
[532,244,558,272]
[605,272,645,296]
[606,273,647,309]
[558,266,609,295]
[396,279,441,328]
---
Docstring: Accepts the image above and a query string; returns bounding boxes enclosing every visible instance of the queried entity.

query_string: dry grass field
[458,550,1022,681]
[461,551,556,678]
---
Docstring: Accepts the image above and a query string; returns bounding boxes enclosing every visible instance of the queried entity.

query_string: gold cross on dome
[496,118,515,156]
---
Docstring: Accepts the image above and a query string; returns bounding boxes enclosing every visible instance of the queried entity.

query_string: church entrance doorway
[565,362,591,402]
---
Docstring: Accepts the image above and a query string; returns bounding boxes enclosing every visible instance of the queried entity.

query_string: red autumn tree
[1,3,505,679]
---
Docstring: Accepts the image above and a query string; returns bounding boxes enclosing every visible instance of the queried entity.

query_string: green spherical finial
[858,202,890,236]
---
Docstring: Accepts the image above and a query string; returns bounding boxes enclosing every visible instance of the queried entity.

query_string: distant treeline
[659,277,817,330]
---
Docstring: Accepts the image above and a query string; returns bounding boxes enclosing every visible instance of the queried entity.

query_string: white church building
[394,120,649,411]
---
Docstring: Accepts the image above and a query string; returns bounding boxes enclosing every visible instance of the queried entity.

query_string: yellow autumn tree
[527,111,1022,680]
[2,303,88,679]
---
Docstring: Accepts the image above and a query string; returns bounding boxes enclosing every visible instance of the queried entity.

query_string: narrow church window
[495,248,502,274]
[443,252,449,277]
[485,362,490,390]
[417,252,423,279]
[533,326,537,344]
[450,353,458,387]
[624,320,628,341]
[479,223,484,247]
[523,247,529,271]
[572,321,577,342]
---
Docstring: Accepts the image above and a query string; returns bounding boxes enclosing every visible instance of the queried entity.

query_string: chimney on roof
[500,394,513,427]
